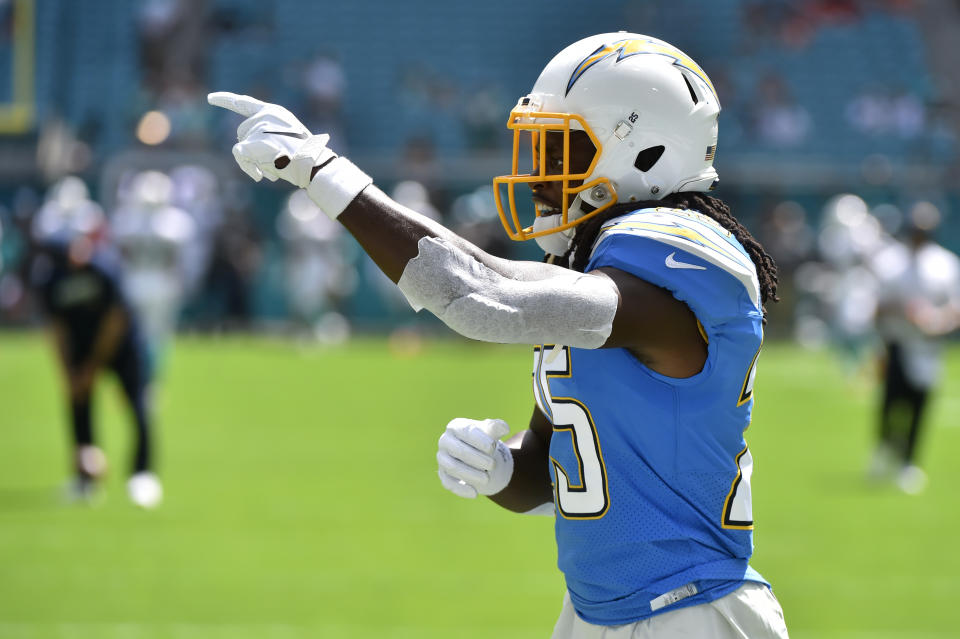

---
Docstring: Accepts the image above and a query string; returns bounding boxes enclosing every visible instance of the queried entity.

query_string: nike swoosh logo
[262,130,309,139]
[665,251,706,270]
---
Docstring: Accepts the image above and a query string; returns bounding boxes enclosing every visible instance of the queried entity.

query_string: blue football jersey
[532,207,767,625]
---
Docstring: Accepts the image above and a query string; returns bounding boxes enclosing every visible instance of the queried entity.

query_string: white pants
[551,583,789,639]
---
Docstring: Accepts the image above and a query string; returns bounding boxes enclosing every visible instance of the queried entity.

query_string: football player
[30,190,162,509]
[869,201,960,494]
[111,170,196,371]
[210,32,787,637]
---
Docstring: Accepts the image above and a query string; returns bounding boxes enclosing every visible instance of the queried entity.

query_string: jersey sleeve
[584,209,762,329]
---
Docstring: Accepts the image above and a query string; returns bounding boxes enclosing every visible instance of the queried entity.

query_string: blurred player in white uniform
[168,164,224,298]
[111,170,196,370]
[869,202,960,493]
[815,194,886,374]
[277,189,355,342]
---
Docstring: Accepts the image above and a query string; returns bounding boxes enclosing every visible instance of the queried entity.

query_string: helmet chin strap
[532,195,592,257]
[533,215,574,256]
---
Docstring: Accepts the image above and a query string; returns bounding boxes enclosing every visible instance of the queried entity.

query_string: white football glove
[207,91,326,187]
[208,91,372,218]
[437,418,514,499]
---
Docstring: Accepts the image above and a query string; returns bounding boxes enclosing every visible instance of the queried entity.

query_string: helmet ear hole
[633,145,665,172]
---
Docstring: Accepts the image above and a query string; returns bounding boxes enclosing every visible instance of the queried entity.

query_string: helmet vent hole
[633,145,665,172]
[682,74,699,105]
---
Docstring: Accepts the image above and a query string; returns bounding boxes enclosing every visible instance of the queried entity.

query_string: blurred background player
[168,164,225,304]
[29,177,162,508]
[276,189,355,342]
[111,169,196,370]
[868,201,960,494]
[803,194,887,377]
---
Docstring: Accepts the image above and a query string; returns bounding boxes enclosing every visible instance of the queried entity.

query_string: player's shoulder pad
[586,207,761,324]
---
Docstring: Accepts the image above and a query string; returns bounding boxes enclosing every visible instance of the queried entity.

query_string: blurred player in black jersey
[30,209,162,508]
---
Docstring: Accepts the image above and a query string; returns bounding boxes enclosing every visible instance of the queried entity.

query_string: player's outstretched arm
[343,190,704,374]
[208,92,584,280]
[209,92,622,349]
[437,406,554,515]
[208,92,705,371]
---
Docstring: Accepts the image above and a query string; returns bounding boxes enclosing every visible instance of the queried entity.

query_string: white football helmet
[32,176,106,242]
[493,33,721,252]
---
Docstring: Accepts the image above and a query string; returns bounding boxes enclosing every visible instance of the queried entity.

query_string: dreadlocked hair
[563,192,780,318]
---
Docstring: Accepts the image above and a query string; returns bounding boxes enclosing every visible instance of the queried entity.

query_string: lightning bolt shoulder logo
[665,251,706,270]
[566,37,717,99]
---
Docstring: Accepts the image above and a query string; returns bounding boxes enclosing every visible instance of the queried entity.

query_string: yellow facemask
[493,100,616,242]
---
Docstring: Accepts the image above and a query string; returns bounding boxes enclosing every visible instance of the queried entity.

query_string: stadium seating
[3,0,944,166]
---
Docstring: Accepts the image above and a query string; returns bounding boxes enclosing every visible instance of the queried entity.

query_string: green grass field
[1,332,958,638]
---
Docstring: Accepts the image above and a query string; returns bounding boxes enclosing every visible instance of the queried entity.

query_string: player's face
[530,130,597,215]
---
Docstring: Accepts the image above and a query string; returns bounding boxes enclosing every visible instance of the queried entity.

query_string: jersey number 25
[534,346,609,519]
